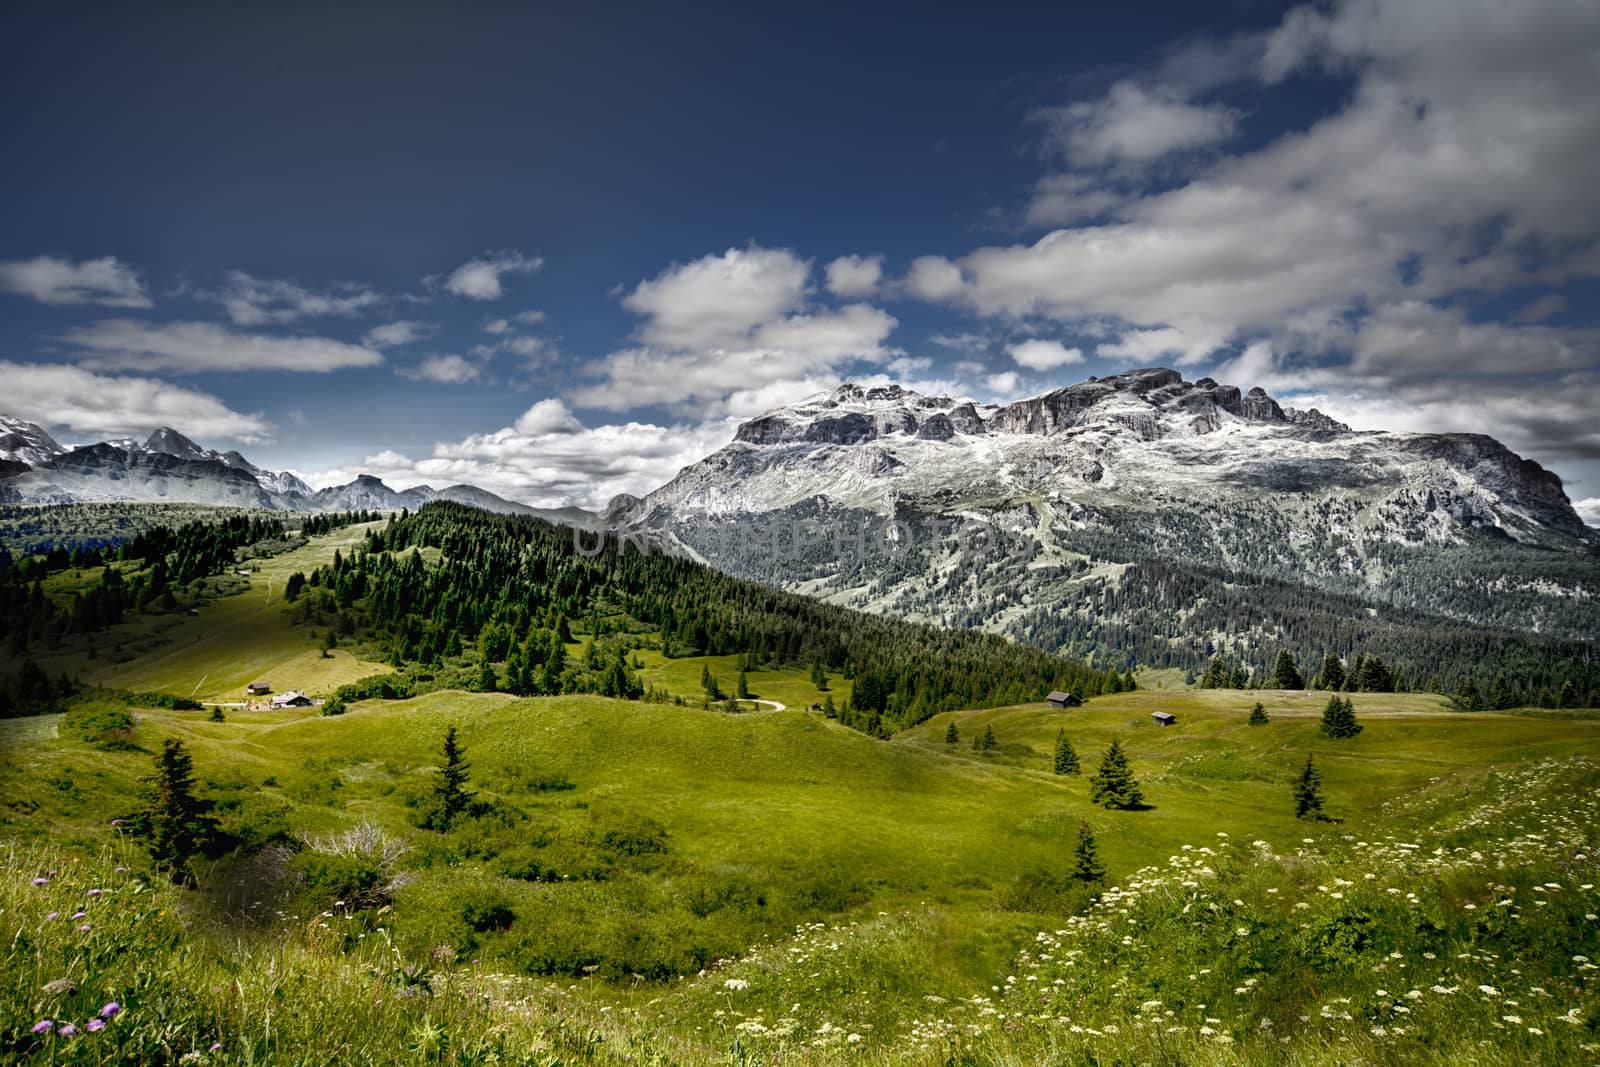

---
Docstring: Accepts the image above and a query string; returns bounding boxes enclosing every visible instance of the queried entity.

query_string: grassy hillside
[5,513,1600,1063]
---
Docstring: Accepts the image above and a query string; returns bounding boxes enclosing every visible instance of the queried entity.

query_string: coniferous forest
[295,502,1108,734]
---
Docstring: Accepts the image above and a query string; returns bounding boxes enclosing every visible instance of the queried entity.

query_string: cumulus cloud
[440,251,543,301]
[204,270,382,325]
[0,360,270,443]
[60,319,384,374]
[514,398,583,435]
[301,411,742,512]
[982,371,1021,395]
[1097,325,1225,366]
[364,321,426,348]
[400,354,482,384]
[1007,339,1084,370]
[902,256,966,301]
[1574,498,1600,526]
[824,254,884,297]
[572,246,899,415]
[0,255,151,308]
[623,246,810,350]
[1032,81,1239,170]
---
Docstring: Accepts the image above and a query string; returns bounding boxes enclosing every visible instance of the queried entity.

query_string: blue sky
[2,0,1598,517]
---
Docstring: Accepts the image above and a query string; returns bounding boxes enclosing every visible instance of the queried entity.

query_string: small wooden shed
[1152,711,1176,727]
[1046,691,1080,709]
[246,681,271,695]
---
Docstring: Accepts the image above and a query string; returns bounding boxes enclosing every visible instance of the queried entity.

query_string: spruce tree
[736,668,751,700]
[823,694,836,718]
[208,706,225,723]
[1320,652,1345,692]
[973,723,997,753]
[130,738,218,883]
[1489,673,1518,710]
[1271,650,1304,690]
[811,661,829,691]
[478,658,497,693]
[1089,739,1143,809]
[1560,680,1580,709]
[1053,729,1079,774]
[1106,672,1123,694]
[1248,701,1269,725]
[1122,670,1138,692]
[1292,753,1325,820]
[430,725,474,831]
[1358,655,1394,693]
[1320,695,1362,739]
[1070,821,1106,884]
[945,721,959,744]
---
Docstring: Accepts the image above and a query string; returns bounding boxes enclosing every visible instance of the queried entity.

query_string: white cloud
[1574,497,1600,526]
[513,398,583,435]
[1032,81,1239,169]
[0,255,151,308]
[206,271,381,325]
[928,0,1600,409]
[1097,325,1225,366]
[571,303,897,414]
[825,254,884,297]
[301,412,742,511]
[982,371,1021,395]
[401,354,482,384]
[61,319,385,374]
[1007,339,1084,370]
[364,321,426,348]
[623,246,811,350]
[0,360,270,443]
[572,246,898,415]
[440,251,543,301]
[902,256,966,301]
[483,318,511,335]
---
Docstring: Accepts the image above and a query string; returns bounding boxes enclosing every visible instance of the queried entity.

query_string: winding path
[736,698,787,712]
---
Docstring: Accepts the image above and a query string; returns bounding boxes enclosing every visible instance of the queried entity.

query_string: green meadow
[4,520,1600,1063]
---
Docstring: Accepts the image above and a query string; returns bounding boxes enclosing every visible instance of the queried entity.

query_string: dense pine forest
[295,502,1108,734]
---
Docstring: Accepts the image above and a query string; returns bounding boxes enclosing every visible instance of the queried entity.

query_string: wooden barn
[1046,691,1081,709]
[1152,711,1176,727]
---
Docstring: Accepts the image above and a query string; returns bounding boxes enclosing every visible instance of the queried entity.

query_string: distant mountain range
[0,417,584,522]
[607,368,1598,668]
[5,369,1597,677]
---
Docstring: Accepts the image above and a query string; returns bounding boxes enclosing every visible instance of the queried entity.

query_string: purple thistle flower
[99,1002,120,1018]
[57,1023,77,1037]
[31,877,48,886]
[87,889,103,897]
[70,911,86,919]
[31,1020,53,1034]
[87,1019,105,1033]
[78,923,92,932]
[45,911,59,922]
[210,1042,222,1051]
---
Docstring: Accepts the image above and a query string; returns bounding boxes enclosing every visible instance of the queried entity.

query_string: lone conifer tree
[973,723,997,753]
[1271,650,1304,690]
[1560,680,1580,709]
[1292,753,1325,819]
[1070,821,1106,884]
[1248,701,1269,725]
[1089,739,1143,809]
[811,661,829,691]
[1053,729,1079,774]
[1320,695,1362,739]
[736,668,751,699]
[1320,652,1345,691]
[478,658,497,693]
[130,738,218,883]
[208,706,225,723]
[944,720,959,744]
[429,725,474,830]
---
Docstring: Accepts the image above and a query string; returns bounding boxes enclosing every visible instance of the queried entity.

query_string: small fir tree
[1089,739,1143,809]
[973,724,997,753]
[129,738,218,883]
[208,706,225,723]
[736,668,751,700]
[1320,652,1346,691]
[1248,701,1269,725]
[1053,729,1080,774]
[429,725,475,831]
[1320,695,1362,739]
[1271,650,1304,690]
[811,661,829,691]
[478,658,497,693]
[1559,680,1580,709]
[945,720,959,744]
[702,664,724,702]
[1070,821,1106,884]
[321,629,337,658]
[822,694,836,718]
[1122,670,1138,692]
[1292,753,1325,820]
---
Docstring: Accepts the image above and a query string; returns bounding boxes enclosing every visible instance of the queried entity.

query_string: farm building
[1152,711,1176,727]
[1046,691,1080,709]
[270,690,312,708]
[246,682,271,695]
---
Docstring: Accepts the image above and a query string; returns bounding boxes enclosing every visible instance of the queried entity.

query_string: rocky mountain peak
[0,415,66,468]
[144,426,208,459]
